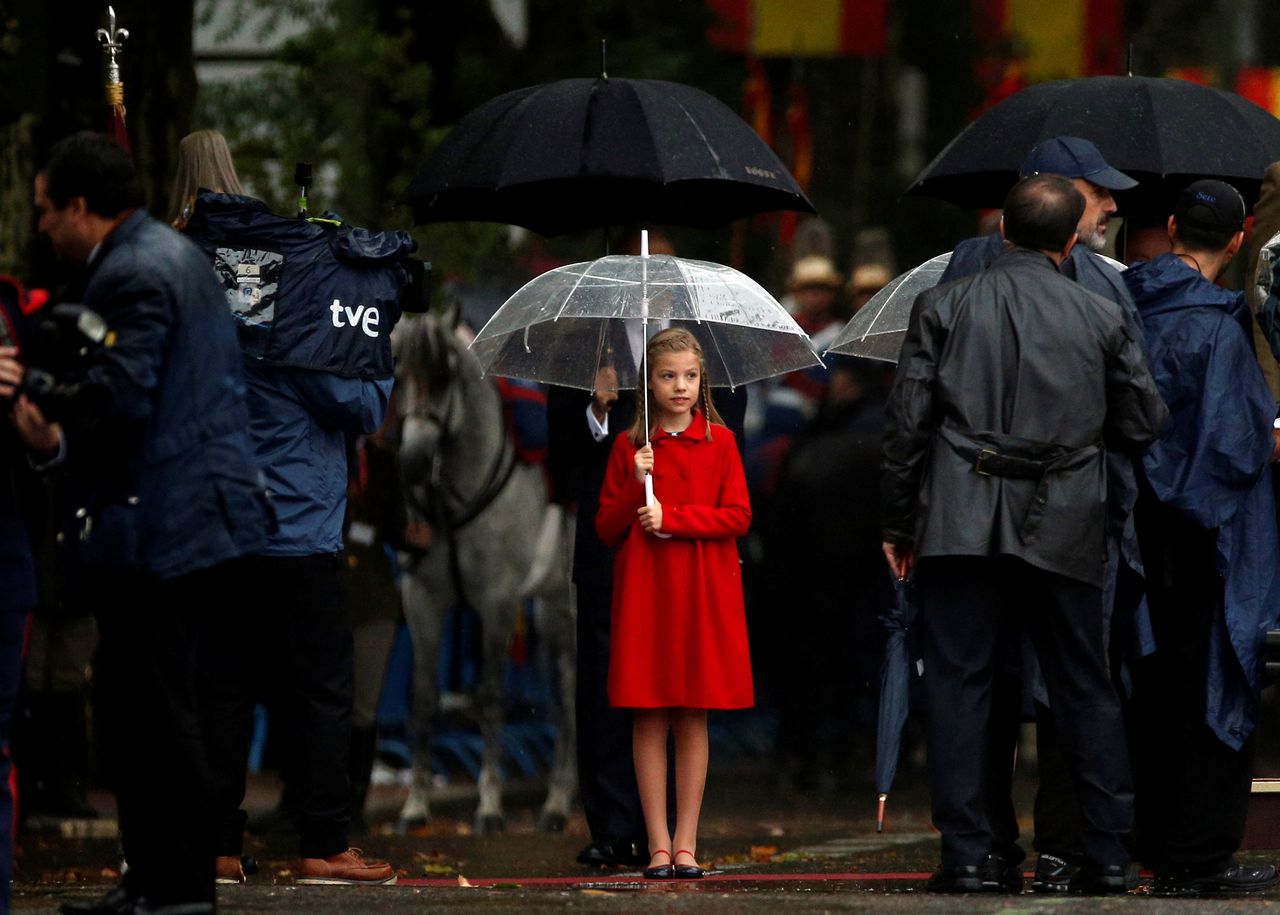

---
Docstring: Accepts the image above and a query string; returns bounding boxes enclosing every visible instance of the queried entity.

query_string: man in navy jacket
[5,132,270,915]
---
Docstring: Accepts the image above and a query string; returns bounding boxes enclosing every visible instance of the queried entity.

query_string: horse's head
[394,304,471,480]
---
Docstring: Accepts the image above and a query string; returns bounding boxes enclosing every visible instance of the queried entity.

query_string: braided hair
[627,326,724,446]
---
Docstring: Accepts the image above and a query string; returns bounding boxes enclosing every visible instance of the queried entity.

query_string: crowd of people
[883,139,1280,896]
[6,118,1280,913]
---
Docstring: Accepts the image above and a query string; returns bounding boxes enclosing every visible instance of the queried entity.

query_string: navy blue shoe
[673,849,705,879]
[643,850,674,879]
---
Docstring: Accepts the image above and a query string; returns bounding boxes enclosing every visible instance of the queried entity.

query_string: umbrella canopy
[826,253,952,363]
[827,251,1128,364]
[401,77,814,236]
[875,579,918,832]
[469,253,821,391]
[906,75,1280,209]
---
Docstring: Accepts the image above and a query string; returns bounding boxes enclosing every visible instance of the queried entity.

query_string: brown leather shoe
[215,855,245,885]
[296,848,396,885]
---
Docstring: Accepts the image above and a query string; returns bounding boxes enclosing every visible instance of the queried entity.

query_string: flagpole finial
[97,6,130,87]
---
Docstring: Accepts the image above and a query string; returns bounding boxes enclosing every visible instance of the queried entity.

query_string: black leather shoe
[59,886,135,915]
[1155,861,1280,896]
[927,864,989,893]
[576,838,648,868]
[1032,853,1080,893]
[643,850,674,879]
[982,853,1023,893]
[1069,863,1134,894]
[673,850,705,879]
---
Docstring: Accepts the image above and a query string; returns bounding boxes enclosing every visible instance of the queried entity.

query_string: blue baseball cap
[1174,179,1246,233]
[1019,136,1138,191]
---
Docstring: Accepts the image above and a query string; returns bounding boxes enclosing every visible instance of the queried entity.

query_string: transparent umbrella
[825,253,952,363]
[471,233,820,510]
[827,250,1128,363]
[470,241,821,394]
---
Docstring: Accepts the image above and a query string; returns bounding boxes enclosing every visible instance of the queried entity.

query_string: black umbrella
[400,77,814,236]
[906,75,1280,210]
[874,577,918,832]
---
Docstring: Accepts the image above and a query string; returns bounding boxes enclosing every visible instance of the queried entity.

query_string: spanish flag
[707,0,887,58]
[976,0,1125,82]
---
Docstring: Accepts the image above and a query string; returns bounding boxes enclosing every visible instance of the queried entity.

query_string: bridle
[401,322,517,533]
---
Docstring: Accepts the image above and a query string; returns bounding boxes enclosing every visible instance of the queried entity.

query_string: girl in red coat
[596,327,753,880]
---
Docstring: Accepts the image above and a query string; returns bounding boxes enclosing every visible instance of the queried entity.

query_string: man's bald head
[1001,175,1086,256]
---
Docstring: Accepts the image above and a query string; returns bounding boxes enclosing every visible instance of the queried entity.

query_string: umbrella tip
[641,228,649,258]
[876,794,887,833]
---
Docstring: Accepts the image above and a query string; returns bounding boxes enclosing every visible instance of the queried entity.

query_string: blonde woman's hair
[168,129,244,229]
[627,326,724,446]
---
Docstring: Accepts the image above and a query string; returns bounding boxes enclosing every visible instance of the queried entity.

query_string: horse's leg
[535,585,578,832]
[473,597,518,835]
[397,564,446,831]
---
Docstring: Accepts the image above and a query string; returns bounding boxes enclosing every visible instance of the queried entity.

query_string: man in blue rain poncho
[1123,180,1280,897]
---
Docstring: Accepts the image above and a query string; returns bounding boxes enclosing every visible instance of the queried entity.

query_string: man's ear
[1061,231,1078,261]
[1225,229,1245,263]
[1167,215,1177,244]
[65,196,90,220]
[998,215,1006,241]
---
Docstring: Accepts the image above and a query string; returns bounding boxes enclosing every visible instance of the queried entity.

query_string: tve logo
[330,299,380,338]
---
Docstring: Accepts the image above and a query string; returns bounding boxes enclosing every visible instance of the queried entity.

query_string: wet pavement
[13,765,1280,912]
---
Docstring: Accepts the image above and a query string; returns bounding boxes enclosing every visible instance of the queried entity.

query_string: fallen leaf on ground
[456,875,474,887]
[750,845,778,862]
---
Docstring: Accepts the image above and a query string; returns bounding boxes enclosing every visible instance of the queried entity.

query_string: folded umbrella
[875,578,918,832]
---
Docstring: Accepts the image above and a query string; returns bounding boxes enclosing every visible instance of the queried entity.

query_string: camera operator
[6,132,271,915]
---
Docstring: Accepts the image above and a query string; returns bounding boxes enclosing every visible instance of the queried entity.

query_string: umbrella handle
[644,474,672,539]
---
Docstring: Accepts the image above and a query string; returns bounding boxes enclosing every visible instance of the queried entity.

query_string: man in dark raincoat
[1123,179,1280,896]
[881,175,1166,895]
[10,132,272,915]
[940,135,1148,893]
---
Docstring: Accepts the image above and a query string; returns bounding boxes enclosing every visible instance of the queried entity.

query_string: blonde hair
[168,129,244,229]
[627,327,724,446]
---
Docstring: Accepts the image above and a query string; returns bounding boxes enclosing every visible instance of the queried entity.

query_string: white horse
[393,307,576,834]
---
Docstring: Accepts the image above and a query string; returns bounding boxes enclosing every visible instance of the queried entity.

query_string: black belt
[939,425,1101,543]
[973,448,1050,480]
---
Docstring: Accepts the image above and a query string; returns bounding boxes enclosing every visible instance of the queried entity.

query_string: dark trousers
[95,565,224,907]
[1132,500,1254,873]
[0,601,26,913]
[917,556,1132,868]
[196,553,353,859]
[575,583,644,845]
[984,687,1082,863]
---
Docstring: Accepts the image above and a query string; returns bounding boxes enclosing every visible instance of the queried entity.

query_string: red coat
[596,411,754,709]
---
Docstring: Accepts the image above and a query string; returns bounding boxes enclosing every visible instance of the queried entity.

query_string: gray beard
[1077,226,1106,252]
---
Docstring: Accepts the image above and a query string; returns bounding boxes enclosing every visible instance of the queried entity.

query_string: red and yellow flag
[975,0,1124,83]
[707,0,887,58]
